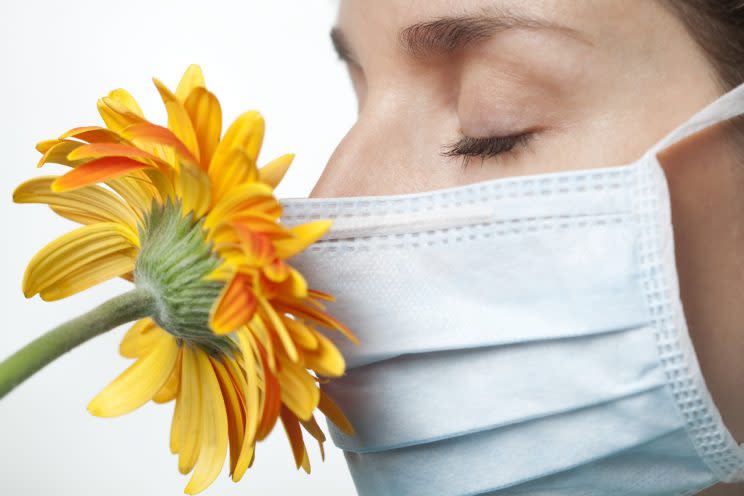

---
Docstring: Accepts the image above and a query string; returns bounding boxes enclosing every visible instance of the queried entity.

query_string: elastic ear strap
[645,82,744,159]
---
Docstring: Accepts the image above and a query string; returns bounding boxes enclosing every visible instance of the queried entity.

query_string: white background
[0,1,359,494]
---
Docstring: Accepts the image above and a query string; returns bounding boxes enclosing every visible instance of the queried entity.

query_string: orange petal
[68,142,169,169]
[234,224,275,267]
[274,267,308,299]
[274,299,359,346]
[51,156,150,192]
[119,122,198,165]
[308,288,335,302]
[209,273,258,335]
[59,126,123,144]
[211,358,245,474]
[254,339,281,441]
[279,404,309,470]
[299,414,326,461]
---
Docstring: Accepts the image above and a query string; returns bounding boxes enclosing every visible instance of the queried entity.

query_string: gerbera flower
[12,64,359,494]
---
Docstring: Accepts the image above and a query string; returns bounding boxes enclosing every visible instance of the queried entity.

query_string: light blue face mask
[279,82,744,496]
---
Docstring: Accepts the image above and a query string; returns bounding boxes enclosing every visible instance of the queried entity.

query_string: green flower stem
[0,288,156,400]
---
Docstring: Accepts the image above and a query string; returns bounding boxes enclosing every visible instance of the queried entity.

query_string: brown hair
[663,0,744,91]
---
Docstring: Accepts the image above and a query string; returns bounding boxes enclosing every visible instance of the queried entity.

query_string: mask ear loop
[643,82,744,467]
[642,81,744,163]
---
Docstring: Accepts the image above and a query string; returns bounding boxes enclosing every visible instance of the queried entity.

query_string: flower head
[14,64,358,494]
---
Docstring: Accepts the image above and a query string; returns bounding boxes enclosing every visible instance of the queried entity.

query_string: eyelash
[440,132,535,169]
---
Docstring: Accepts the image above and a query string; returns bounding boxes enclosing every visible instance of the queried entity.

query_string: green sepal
[134,198,238,357]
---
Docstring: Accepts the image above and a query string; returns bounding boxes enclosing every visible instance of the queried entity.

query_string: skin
[312,1,744,494]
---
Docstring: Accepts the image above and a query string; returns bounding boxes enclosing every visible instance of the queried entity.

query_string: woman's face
[310,0,721,197]
[312,1,744,493]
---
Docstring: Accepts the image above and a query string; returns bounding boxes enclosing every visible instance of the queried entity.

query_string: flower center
[134,199,238,357]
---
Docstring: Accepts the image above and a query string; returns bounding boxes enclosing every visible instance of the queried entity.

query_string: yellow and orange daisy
[12,64,359,494]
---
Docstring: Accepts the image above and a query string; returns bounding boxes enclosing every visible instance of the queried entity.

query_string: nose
[308,89,448,198]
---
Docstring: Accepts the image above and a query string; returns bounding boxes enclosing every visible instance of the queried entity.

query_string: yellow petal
[87,334,179,417]
[273,219,333,259]
[171,380,185,454]
[23,222,139,299]
[282,316,318,350]
[119,318,160,358]
[97,90,147,132]
[257,295,298,363]
[13,176,139,229]
[279,266,309,299]
[175,161,212,219]
[36,139,61,153]
[108,88,145,117]
[106,172,159,215]
[317,389,355,436]
[184,351,228,495]
[209,148,258,204]
[153,77,200,162]
[184,87,222,169]
[154,347,182,403]
[231,332,261,481]
[245,311,276,374]
[203,182,277,231]
[277,352,320,421]
[39,249,137,301]
[36,140,86,168]
[176,64,206,102]
[179,346,203,475]
[302,329,346,377]
[258,153,294,189]
[209,111,264,177]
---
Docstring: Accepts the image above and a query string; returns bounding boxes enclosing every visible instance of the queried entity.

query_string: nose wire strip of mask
[317,206,497,240]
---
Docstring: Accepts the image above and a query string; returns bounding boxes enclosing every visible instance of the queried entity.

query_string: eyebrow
[330,8,592,65]
[330,27,360,66]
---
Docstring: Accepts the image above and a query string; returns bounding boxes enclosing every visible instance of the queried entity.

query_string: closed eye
[440,132,535,169]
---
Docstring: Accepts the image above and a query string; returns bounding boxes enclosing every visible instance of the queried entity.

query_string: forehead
[335,0,664,56]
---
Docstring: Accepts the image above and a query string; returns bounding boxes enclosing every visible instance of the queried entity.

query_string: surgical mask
[278,82,744,496]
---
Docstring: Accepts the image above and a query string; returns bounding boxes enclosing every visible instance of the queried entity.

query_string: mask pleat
[338,389,687,496]
[472,429,715,496]
[289,209,648,370]
[323,322,668,454]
